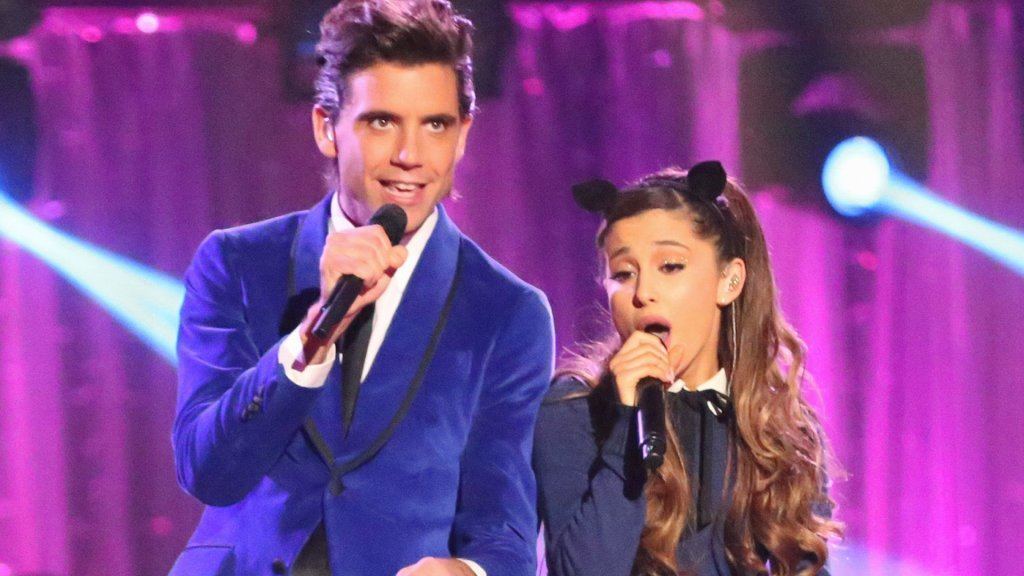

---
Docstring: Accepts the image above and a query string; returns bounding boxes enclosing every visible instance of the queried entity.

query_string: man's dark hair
[314,0,476,118]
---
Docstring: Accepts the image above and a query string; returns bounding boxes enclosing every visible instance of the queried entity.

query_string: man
[169,1,554,574]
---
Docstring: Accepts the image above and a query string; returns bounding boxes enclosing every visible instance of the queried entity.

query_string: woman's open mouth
[639,317,672,348]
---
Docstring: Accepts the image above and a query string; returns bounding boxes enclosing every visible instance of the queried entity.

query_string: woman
[534,161,842,576]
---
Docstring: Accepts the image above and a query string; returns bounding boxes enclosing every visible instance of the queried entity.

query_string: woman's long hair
[561,168,843,575]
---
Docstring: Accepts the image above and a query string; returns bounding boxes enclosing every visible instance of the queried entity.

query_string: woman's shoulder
[537,372,629,446]
[534,375,604,466]
[536,374,596,439]
[544,373,592,403]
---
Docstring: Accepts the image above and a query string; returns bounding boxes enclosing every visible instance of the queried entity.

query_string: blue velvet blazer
[170,194,554,576]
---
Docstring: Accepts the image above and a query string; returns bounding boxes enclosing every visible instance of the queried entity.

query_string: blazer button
[271,558,288,574]
[329,475,345,496]
[240,404,259,422]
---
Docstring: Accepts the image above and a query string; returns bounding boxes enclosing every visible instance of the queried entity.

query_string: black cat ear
[686,161,727,201]
[572,179,619,214]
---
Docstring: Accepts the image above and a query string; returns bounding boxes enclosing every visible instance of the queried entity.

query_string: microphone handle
[311,273,364,339]
[636,377,667,472]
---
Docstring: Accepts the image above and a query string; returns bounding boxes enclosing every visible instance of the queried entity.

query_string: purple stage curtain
[0,2,1021,575]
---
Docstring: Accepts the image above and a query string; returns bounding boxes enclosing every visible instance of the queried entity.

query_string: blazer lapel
[286,193,347,458]
[338,205,461,457]
[290,192,332,303]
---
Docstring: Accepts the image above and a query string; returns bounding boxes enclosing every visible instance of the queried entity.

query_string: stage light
[830,542,939,576]
[0,191,183,364]
[135,12,160,34]
[822,137,1024,276]
[822,136,890,217]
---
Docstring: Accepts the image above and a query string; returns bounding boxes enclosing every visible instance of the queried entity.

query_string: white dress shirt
[278,196,437,387]
[667,368,729,395]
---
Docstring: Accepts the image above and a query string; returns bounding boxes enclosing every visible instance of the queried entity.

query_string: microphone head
[369,204,408,246]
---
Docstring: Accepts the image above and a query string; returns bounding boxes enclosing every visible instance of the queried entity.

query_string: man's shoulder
[187,206,315,279]
[454,234,548,312]
[214,208,309,253]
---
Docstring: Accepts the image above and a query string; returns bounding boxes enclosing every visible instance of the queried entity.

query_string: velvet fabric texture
[171,194,555,575]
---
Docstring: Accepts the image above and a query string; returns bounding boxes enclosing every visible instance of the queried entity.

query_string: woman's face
[603,208,738,386]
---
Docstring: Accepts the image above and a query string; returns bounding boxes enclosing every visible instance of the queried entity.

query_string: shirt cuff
[457,558,486,576]
[278,326,337,389]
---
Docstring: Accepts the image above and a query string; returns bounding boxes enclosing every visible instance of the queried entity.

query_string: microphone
[636,376,667,472]
[311,204,407,339]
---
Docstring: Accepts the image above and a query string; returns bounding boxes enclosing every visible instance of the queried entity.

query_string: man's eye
[426,119,448,133]
[369,118,392,129]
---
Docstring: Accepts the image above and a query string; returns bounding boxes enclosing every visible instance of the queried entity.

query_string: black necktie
[340,303,374,434]
[291,522,329,575]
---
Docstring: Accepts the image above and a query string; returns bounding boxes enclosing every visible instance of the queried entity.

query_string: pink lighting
[546,5,592,31]
[856,250,879,271]
[79,25,103,43]
[522,77,545,96]
[150,515,174,536]
[608,1,705,25]
[5,38,34,60]
[135,12,160,34]
[25,199,67,223]
[235,22,258,45]
[513,1,705,29]
[0,3,1020,575]
[651,49,672,68]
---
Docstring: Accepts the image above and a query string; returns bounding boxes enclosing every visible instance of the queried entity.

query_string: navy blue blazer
[534,377,831,576]
[170,194,555,575]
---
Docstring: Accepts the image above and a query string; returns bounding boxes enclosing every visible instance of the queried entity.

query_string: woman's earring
[730,302,739,382]
[728,276,739,292]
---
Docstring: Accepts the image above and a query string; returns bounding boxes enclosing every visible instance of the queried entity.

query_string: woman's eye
[610,270,635,282]
[660,262,686,273]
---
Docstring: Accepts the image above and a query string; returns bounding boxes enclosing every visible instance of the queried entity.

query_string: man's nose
[392,128,422,169]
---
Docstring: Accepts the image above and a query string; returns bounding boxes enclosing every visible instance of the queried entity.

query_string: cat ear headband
[571,160,728,215]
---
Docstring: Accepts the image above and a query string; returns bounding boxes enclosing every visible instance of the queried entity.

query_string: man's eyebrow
[423,113,458,125]
[355,110,400,122]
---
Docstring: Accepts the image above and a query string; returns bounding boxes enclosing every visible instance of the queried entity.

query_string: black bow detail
[677,388,732,420]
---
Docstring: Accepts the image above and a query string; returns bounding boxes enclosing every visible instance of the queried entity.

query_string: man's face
[316,62,472,234]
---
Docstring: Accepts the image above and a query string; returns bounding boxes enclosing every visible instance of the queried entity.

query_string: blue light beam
[822,136,1024,276]
[0,192,183,364]
[829,542,940,576]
